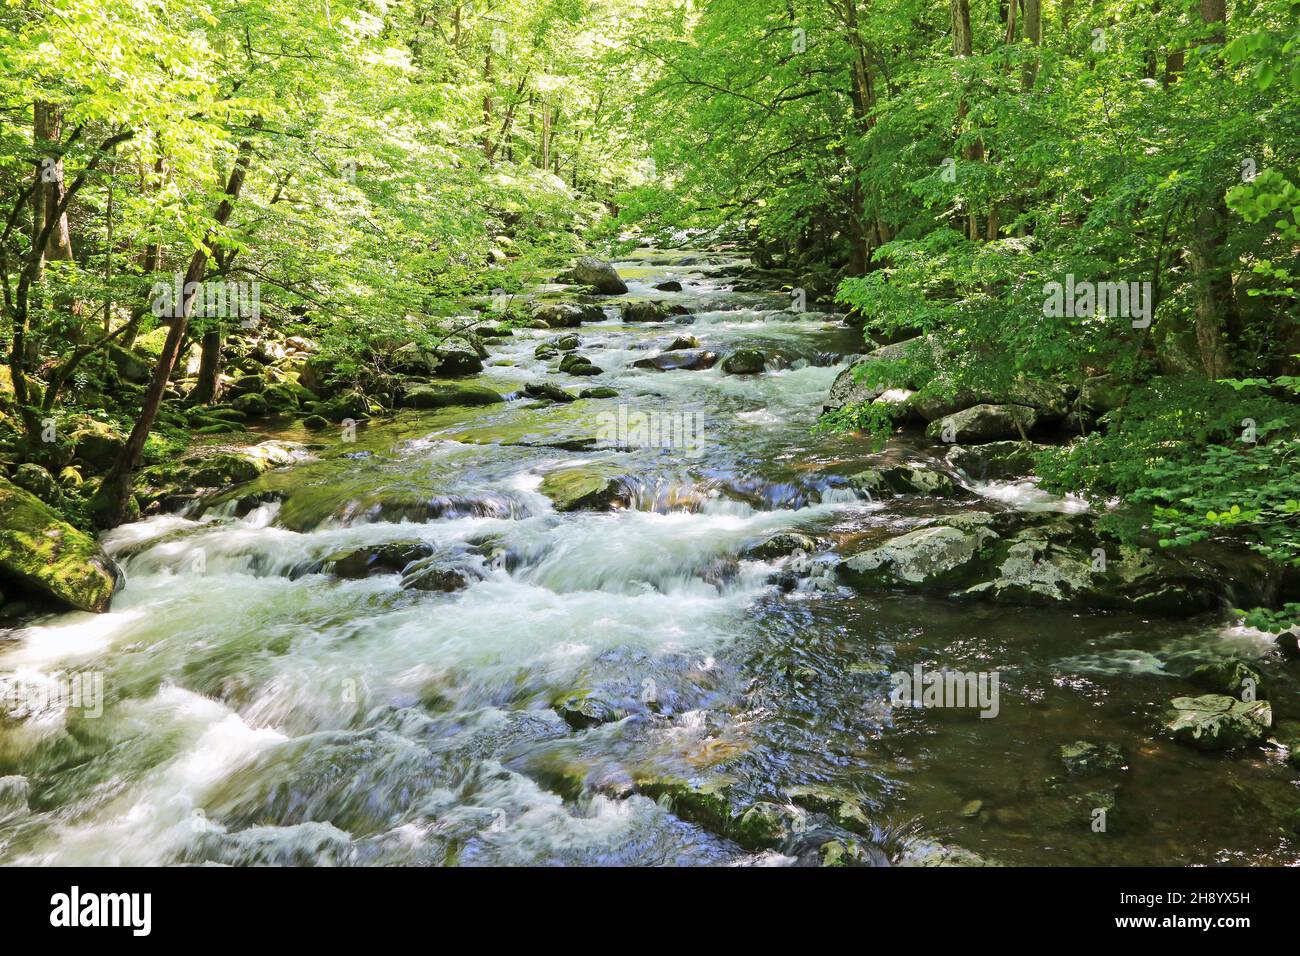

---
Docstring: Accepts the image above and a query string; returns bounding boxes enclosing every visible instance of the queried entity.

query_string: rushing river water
[1,250,1297,866]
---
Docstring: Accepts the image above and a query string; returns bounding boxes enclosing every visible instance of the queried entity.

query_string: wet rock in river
[539,464,628,512]
[560,256,629,295]
[654,280,683,292]
[839,524,998,588]
[731,802,807,850]
[720,348,766,375]
[323,542,435,578]
[523,382,579,404]
[741,531,819,561]
[1187,659,1266,700]
[0,478,121,613]
[845,462,961,497]
[579,387,619,399]
[558,353,602,376]
[553,693,620,730]
[631,349,718,372]
[664,335,698,351]
[1059,740,1126,774]
[1165,694,1271,751]
[621,300,673,323]
[398,382,504,409]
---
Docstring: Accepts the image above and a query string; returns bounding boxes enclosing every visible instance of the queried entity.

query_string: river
[1,249,1295,866]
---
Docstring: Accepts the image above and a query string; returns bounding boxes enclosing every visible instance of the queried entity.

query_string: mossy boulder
[12,463,62,505]
[0,478,121,612]
[839,524,998,588]
[1188,660,1266,700]
[720,348,766,375]
[398,382,504,410]
[539,464,628,511]
[1165,694,1271,751]
[70,419,128,470]
[945,441,1043,480]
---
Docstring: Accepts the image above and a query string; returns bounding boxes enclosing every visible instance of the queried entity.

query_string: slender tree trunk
[950,0,983,240]
[34,103,74,264]
[1187,0,1234,377]
[1023,0,1042,90]
[190,329,224,404]
[93,133,255,529]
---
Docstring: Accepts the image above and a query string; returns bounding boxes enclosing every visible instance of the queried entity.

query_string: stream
[1,249,1297,866]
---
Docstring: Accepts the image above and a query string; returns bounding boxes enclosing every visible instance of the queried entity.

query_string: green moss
[0,478,120,612]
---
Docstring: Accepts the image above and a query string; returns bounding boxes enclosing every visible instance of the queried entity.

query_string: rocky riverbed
[1,249,1297,866]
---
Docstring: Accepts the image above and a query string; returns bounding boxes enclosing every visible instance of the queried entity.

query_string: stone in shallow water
[720,348,766,375]
[1188,659,1266,700]
[740,531,818,561]
[1059,740,1126,774]
[538,464,628,511]
[630,349,717,371]
[1165,694,1271,751]
[553,693,620,730]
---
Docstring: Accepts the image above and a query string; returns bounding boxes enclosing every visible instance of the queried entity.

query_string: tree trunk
[93,133,256,529]
[34,103,74,264]
[1185,0,1234,377]
[1023,0,1042,90]
[190,329,224,404]
[950,0,983,241]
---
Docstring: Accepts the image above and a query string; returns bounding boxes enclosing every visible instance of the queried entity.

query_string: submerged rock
[1165,694,1271,751]
[0,478,121,612]
[1060,740,1126,774]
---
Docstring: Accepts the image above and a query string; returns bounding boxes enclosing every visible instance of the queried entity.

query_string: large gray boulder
[837,512,1231,615]
[825,337,926,412]
[926,404,1038,443]
[564,257,628,294]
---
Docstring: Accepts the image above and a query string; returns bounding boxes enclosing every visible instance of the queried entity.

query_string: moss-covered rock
[720,348,766,375]
[1165,695,1271,751]
[1188,659,1266,700]
[398,382,504,410]
[539,464,628,511]
[0,478,121,612]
